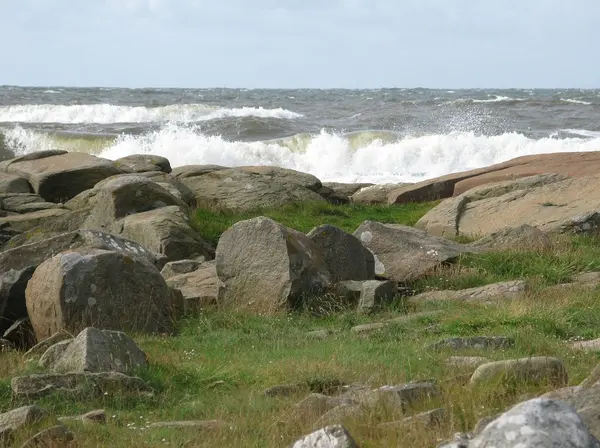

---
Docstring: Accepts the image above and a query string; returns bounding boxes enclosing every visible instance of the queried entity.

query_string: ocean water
[1,86,599,184]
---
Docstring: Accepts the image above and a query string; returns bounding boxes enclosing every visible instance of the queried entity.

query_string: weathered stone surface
[462,399,600,448]
[351,322,387,334]
[353,221,472,282]
[139,171,197,207]
[25,248,173,341]
[308,225,375,282]
[357,280,396,313]
[292,425,358,448]
[20,424,75,447]
[59,409,106,426]
[179,166,325,212]
[114,154,172,173]
[0,266,35,335]
[11,372,153,400]
[0,209,70,235]
[25,330,73,361]
[1,151,123,202]
[47,328,147,374]
[470,224,552,252]
[580,364,600,389]
[0,173,31,194]
[429,336,514,351]
[418,173,600,238]
[0,405,48,434]
[165,261,219,311]
[470,357,568,387]
[3,317,36,350]
[120,206,212,262]
[216,217,330,313]
[160,259,205,279]
[38,340,73,369]
[446,357,490,369]
[412,281,526,303]
[365,382,440,412]
[572,339,600,352]
[171,164,227,179]
[378,408,446,430]
[0,193,46,212]
[322,182,374,198]
[0,229,163,275]
[352,183,410,204]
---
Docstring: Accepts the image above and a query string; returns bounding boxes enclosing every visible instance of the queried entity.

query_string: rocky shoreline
[3,149,600,447]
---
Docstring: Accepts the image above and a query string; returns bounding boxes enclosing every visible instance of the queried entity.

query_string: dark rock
[2,317,36,350]
[0,266,35,336]
[114,154,172,173]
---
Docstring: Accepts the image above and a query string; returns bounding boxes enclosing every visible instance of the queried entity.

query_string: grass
[4,202,600,446]
[189,200,440,246]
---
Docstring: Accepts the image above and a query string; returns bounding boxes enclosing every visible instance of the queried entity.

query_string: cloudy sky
[1,0,599,88]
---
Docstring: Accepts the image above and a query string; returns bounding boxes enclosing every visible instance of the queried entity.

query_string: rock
[352,183,410,204]
[295,394,358,415]
[0,338,14,352]
[20,424,75,447]
[0,267,35,335]
[25,331,73,362]
[580,364,600,389]
[307,225,375,282]
[0,209,70,235]
[38,340,73,369]
[322,182,374,198]
[351,322,387,334]
[429,336,514,351]
[14,202,64,214]
[357,280,396,313]
[59,409,106,426]
[417,173,600,238]
[263,384,302,397]
[470,225,552,252]
[464,398,600,448]
[412,281,526,303]
[160,259,205,279]
[11,372,153,400]
[472,415,499,436]
[165,261,219,312]
[119,206,212,262]
[25,248,173,341]
[1,151,123,202]
[445,357,490,369]
[575,272,600,285]
[179,166,325,212]
[0,173,31,194]
[3,317,36,350]
[0,193,47,212]
[146,420,229,430]
[386,310,444,325]
[470,357,568,387]
[114,154,172,173]
[366,382,440,412]
[540,386,582,401]
[315,404,364,427]
[139,171,197,207]
[353,221,472,282]
[216,217,330,313]
[171,165,228,178]
[291,425,358,448]
[47,327,147,374]
[305,330,333,340]
[572,339,600,351]
[0,405,48,434]
[378,408,446,430]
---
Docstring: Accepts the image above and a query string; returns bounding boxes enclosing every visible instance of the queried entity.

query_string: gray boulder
[291,425,358,448]
[47,327,147,374]
[160,259,205,279]
[114,154,172,173]
[0,150,123,202]
[0,173,31,194]
[470,224,552,252]
[352,183,411,205]
[216,217,330,313]
[0,405,48,434]
[25,248,174,341]
[353,221,473,282]
[308,225,375,282]
[470,357,568,388]
[336,280,395,313]
[165,261,219,312]
[412,281,526,303]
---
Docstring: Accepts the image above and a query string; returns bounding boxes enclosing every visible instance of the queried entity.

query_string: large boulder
[0,208,70,236]
[388,151,600,204]
[114,154,172,173]
[47,327,147,374]
[307,225,375,282]
[0,151,123,202]
[0,173,31,194]
[179,166,325,212]
[417,173,600,238]
[470,357,568,388]
[120,206,212,262]
[25,248,174,340]
[443,398,600,448]
[352,183,410,205]
[353,221,473,282]
[216,217,331,313]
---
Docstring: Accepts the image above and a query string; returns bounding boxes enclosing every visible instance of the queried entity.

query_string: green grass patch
[190,200,439,246]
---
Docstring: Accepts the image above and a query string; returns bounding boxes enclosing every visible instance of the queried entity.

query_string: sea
[1,87,599,184]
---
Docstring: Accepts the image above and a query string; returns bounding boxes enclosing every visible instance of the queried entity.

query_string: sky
[1,0,599,89]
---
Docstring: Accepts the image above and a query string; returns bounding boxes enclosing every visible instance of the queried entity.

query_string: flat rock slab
[353,221,473,282]
[165,261,219,311]
[11,372,153,400]
[411,280,526,303]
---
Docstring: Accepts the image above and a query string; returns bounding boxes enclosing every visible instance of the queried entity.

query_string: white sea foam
[6,124,600,184]
[560,98,592,105]
[0,104,302,124]
[471,96,524,103]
